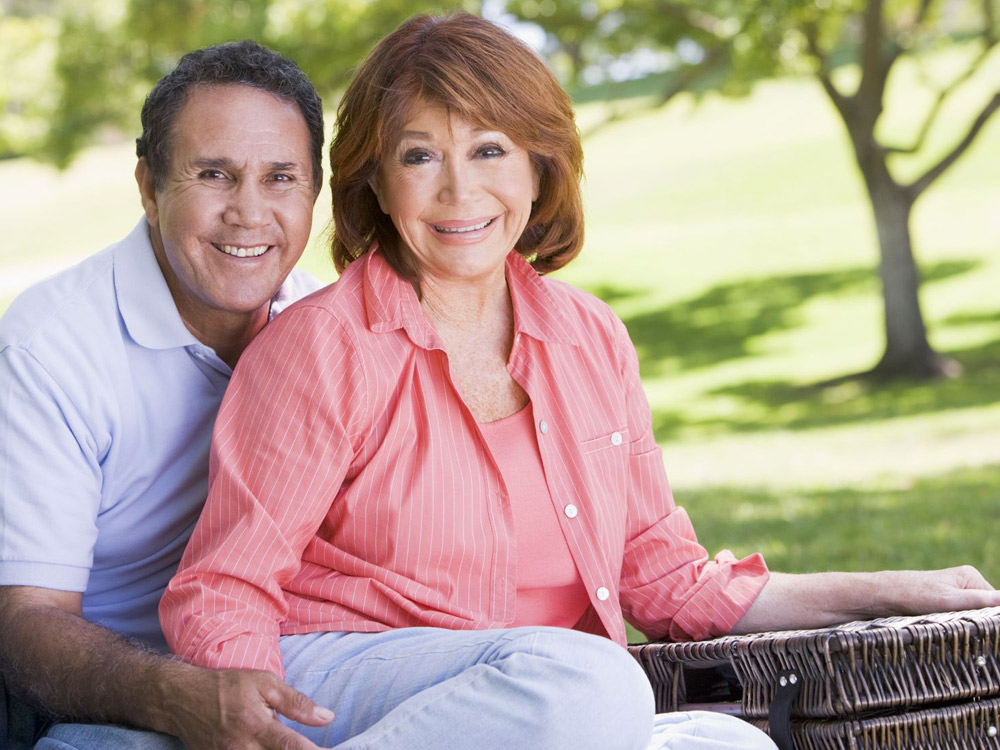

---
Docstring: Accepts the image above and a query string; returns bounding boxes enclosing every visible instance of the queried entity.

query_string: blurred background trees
[503,0,1000,378]
[1,0,998,381]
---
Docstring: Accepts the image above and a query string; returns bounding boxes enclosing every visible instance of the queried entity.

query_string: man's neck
[180,304,270,369]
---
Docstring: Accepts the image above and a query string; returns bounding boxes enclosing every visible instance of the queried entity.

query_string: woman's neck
[418,266,510,332]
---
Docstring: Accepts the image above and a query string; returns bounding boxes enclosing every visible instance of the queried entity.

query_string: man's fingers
[267,679,335,727]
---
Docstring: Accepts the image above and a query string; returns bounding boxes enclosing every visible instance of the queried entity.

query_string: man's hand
[0,586,333,749]
[164,664,334,750]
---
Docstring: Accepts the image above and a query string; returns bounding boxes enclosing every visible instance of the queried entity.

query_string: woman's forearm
[731,566,1000,635]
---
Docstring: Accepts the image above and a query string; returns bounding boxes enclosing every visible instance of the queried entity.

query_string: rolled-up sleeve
[611,315,769,641]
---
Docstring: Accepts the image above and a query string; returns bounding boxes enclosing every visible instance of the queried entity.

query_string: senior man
[0,42,334,749]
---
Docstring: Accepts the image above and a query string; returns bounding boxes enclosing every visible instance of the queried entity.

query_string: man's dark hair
[136,40,324,193]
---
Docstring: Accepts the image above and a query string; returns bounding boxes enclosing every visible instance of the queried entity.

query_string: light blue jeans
[33,627,776,749]
[279,627,776,750]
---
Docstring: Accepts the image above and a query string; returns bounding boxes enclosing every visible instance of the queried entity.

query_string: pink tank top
[479,404,590,628]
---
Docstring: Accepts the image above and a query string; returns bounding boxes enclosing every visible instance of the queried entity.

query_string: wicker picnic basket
[628,607,1000,749]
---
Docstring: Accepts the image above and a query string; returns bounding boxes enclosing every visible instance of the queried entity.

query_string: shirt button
[564,504,578,519]
[596,586,610,601]
[539,420,549,435]
[515,333,521,345]
[610,431,623,446]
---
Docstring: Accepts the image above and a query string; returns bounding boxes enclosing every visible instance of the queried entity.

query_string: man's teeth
[435,219,493,234]
[217,244,269,257]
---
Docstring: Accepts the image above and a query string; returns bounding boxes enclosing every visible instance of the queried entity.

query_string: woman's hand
[874,566,1000,616]
[731,566,1000,635]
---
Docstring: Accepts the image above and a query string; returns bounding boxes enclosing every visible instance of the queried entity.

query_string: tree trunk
[861,169,958,379]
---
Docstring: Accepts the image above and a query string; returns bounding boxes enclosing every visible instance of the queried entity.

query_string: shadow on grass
[590,258,977,379]
[582,259,994,440]
[680,463,1000,580]
[699,332,1000,433]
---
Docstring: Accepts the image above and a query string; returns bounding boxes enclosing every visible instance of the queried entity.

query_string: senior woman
[160,12,1000,750]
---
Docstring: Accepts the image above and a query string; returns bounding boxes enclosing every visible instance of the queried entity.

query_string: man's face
[137,84,315,334]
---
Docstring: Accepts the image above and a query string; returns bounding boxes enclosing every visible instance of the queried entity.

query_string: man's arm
[731,566,1000,634]
[0,586,333,750]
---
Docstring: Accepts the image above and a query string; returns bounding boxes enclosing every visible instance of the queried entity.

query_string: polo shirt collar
[114,219,199,351]
[362,248,577,348]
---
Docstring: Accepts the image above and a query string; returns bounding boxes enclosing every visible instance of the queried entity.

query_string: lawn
[3,59,999,640]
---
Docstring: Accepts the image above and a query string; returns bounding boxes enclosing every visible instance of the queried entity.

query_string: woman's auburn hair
[330,12,585,280]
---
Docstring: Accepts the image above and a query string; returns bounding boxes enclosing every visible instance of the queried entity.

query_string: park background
[2,0,999,639]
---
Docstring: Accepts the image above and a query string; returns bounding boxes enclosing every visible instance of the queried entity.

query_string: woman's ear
[368,173,387,214]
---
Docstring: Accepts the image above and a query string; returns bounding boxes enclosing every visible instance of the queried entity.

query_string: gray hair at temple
[135,40,324,194]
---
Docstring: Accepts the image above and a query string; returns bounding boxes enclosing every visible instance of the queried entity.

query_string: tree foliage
[1,0,481,166]
[508,0,1000,379]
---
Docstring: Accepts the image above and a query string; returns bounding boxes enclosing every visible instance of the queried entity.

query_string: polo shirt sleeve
[160,305,368,677]
[610,316,769,642]
[0,346,102,592]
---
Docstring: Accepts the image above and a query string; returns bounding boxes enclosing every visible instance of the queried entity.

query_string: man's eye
[271,173,293,182]
[199,169,226,180]
[402,149,432,165]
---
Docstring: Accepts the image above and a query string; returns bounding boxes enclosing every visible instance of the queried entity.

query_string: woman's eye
[402,149,432,165]
[477,144,506,159]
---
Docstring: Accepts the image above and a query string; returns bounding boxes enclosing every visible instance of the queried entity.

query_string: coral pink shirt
[479,404,590,628]
[161,250,768,677]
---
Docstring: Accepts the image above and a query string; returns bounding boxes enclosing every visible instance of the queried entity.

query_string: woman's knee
[516,629,655,750]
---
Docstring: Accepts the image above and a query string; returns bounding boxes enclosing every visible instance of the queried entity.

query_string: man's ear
[134,158,159,226]
[368,173,387,214]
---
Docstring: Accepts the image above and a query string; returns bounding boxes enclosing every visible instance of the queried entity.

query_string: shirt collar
[505,250,578,346]
[115,218,315,352]
[362,248,578,348]
[115,219,199,351]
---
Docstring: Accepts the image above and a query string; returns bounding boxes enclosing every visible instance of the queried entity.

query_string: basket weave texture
[747,698,1000,750]
[628,607,1000,719]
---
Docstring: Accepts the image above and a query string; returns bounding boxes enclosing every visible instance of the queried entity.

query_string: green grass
[3,56,1000,637]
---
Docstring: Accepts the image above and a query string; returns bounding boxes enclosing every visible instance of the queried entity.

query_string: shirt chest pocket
[578,427,630,506]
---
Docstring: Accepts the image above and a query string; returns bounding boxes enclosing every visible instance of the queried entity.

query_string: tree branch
[908,90,1000,198]
[653,0,730,38]
[884,39,999,154]
[657,43,729,106]
[803,20,851,119]
[914,0,936,28]
[856,0,901,113]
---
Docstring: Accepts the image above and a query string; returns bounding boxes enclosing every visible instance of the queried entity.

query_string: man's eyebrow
[191,158,304,171]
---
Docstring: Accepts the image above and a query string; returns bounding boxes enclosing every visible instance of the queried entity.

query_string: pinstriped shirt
[160,249,769,677]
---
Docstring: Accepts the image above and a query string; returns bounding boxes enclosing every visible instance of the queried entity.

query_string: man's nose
[223,179,270,228]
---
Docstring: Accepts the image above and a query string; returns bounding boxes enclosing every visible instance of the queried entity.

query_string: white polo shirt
[0,219,321,651]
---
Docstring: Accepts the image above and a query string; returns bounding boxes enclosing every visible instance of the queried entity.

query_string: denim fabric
[33,724,180,750]
[280,627,777,750]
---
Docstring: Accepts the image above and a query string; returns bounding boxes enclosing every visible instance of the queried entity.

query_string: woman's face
[371,102,539,287]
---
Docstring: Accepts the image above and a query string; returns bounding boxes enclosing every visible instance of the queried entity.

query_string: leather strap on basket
[768,669,801,750]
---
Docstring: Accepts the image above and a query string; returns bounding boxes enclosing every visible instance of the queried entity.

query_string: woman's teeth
[434,218,493,234]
